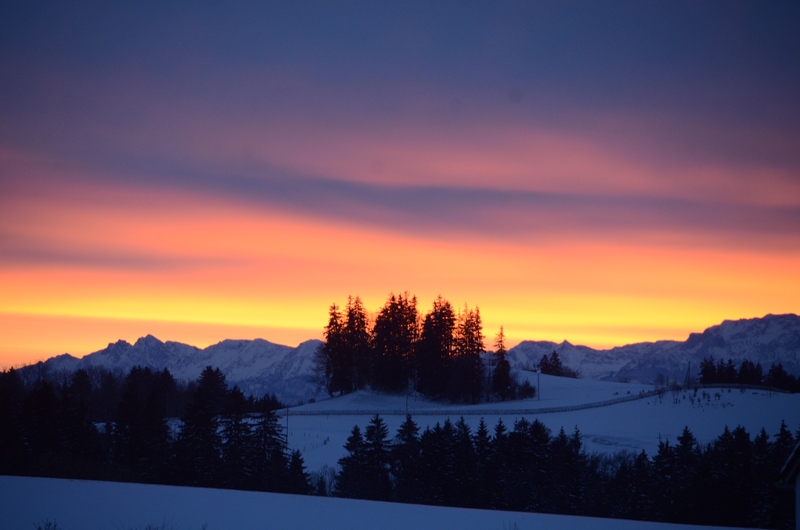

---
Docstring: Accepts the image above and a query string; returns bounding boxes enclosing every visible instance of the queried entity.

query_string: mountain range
[507,313,800,384]
[23,314,800,405]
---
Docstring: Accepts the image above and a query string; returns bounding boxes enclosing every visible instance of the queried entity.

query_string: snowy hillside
[0,475,755,530]
[284,374,800,472]
[3,373,796,529]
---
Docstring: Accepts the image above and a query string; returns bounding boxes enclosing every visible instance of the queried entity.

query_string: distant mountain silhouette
[31,335,326,405]
[22,314,800,404]
[507,314,800,384]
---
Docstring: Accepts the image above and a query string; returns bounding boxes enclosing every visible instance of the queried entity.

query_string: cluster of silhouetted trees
[335,414,796,529]
[315,293,524,403]
[537,350,579,378]
[699,356,800,391]
[0,365,309,494]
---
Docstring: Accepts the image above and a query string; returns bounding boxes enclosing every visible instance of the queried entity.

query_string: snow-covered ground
[2,376,796,530]
[0,475,754,530]
[285,374,800,471]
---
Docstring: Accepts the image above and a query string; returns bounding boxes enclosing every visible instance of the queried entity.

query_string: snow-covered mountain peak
[22,314,799,403]
[28,334,327,405]
[506,314,800,384]
[133,334,164,348]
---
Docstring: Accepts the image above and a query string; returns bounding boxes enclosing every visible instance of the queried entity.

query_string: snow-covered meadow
[0,475,755,530]
[285,373,800,471]
[3,374,797,530]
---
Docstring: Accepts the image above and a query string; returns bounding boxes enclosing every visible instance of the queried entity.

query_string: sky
[1,1,799,366]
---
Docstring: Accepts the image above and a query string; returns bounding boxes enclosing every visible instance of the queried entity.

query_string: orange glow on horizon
[2,182,798,366]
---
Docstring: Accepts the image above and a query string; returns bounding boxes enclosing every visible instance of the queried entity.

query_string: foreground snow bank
[0,476,752,530]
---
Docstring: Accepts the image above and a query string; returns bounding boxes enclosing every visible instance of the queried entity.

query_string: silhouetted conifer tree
[471,418,493,508]
[721,359,738,384]
[287,449,311,494]
[175,366,227,486]
[0,368,26,474]
[345,296,372,391]
[22,380,64,475]
[336,425,368,498]
[508,418,551,511]
[539,351,564,376]
[372,293,418,392]
[249,408,288,492]
[363,414,392,500]
[652,438,676,521]
[391,415,421,503]
[451,417,476,507]
[738,359,763,385]
[766,362,797,391]
[317,303,347,395]
[699,356,717,384]
[769,420,796,528]
[221,385,251,489]
[313,296,373,394]
[673,426,701,522]
[451,305,485,402]
[605,450,653,520]
[491,326,513,401]
[416,296,455,398]
[114,366,172,482]
[490,418,510,509]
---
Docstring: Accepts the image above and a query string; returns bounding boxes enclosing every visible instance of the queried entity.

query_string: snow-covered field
[286,374,800,471]
[0,475,754,530]
[2,375,796,530]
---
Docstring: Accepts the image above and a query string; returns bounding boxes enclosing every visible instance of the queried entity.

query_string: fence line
[276,383,792,418]
[277,388,666,417]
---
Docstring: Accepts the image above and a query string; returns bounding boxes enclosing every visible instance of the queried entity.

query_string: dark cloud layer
[1,1,799,253]
[9,151,796,254]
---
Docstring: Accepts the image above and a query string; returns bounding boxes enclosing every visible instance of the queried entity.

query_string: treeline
[0,365,309,494]
[315,293,522,403]
[10,363,282,424]
[699,356,800,392]
[335,415,795,529]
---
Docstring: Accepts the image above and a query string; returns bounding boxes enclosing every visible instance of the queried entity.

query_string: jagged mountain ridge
[26,313,800,404]
[507,314,800,384]
[37,335,327,405]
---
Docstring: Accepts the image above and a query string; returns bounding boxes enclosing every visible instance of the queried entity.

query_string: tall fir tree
[391,415,421,503]
[220,385,252,489]
[652,438,677,521]
[336,425,368,499]
[345,296,372,392]
[471,417,494,508]
[451,305,485,403]
[317,303,347,395]
[490,418,510,509]
[673,426,701,522]
[249,408,288,492]
[113,367,172,484]
[175,366,227,487]
[416,296,455,398]
[287,450,312,495]
[0,368,26,475]
[451,417,476,508]
[372,293,418,392]
[491,326,513,401]
[363,414,392,500]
